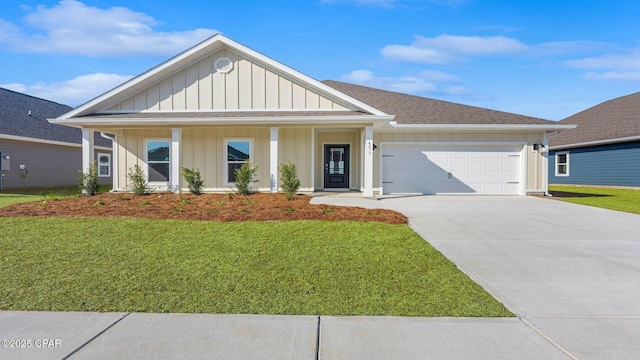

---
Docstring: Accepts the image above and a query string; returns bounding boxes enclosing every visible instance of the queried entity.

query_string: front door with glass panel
[324,144,350,189]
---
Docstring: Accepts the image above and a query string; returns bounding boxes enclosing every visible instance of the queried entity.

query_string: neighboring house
[51,34,572,196]
[549,92,640,187]
[0,88,113,189]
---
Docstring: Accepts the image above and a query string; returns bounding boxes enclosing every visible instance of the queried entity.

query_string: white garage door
[381,144,523,195]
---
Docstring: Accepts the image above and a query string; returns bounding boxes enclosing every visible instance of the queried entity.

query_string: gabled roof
[55,34,388,124]
[0,88,111,147]
[323,80,561,126]
[550,91,640,148]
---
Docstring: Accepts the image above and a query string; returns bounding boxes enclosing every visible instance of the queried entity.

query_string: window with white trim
[224,139,252,184]
[146,140,171,182]
[97,153,111,177]
[555,152,569,176]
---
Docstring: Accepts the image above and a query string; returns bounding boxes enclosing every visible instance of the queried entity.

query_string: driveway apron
[379,195,640,360]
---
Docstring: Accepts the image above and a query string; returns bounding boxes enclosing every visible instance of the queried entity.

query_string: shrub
[279,161,301,200]
[234,161,258,196]
[127,164,152,196]
[181,167,204,195]
[77,161,99,196]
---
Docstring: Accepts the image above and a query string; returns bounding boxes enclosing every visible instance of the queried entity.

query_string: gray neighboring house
[0,88,112,189]
[549,92,640,187]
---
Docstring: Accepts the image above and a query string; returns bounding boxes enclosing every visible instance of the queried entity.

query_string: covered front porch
[79,124,379,197]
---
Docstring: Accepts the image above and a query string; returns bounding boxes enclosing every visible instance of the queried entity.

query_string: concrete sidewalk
[0,312,567,359]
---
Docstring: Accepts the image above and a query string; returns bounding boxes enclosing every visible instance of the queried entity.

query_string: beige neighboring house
[51,34,573,196]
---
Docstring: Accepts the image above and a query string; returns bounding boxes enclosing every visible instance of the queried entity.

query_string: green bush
[127,164,152,196]
[279,161,301,200]
[234,161,258,196]
[77,161,99,196]
[181,167,204,195]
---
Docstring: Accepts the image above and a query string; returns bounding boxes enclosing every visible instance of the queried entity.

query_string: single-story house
[50,34,573,196]
[549,92,640,187]
[0,88,112,189]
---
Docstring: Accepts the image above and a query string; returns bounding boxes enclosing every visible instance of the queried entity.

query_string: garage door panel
[382,144,522,195]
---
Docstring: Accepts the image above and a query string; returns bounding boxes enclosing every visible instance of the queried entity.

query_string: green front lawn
[0,218,512,317]
[549,185,640,215]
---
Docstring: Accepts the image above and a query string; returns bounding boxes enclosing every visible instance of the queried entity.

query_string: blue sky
[1,0,639,120]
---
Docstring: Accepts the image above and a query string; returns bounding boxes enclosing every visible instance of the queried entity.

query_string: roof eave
[383,123,577,131]
[49,115,395,128]
[550,135,640,150]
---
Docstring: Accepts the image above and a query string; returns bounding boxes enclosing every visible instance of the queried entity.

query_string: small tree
[234,160,258,196]
[77,161,99,196]
[181,167,204,195]
[279,161,300,200]
[127,164,152,196]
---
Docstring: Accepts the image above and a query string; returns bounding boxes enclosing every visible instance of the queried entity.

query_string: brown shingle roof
[322,80,556,125]
[81,110,368,118]
[550,92,640,147]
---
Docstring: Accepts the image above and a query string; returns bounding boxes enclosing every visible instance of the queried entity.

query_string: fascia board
[49,115,395,128]
[550,135,640,150]
[383,123,577,131]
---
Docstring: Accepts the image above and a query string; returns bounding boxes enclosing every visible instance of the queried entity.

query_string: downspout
[100,132,118,192]
[542,131,561,196]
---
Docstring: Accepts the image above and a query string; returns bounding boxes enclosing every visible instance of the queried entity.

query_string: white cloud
[564,50,640,70]
[341,69,465,95]
[0,0,218,56]
[583,71,640,81]
[1,73,134,106]
[381,34,528,64]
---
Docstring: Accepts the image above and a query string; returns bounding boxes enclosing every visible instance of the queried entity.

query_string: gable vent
[215,57,234,74]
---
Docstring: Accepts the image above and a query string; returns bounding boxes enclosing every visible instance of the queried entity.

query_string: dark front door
[324,144,350,189]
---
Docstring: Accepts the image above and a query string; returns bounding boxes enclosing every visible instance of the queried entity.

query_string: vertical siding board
[292,82,306,108]
[305,90,320,109]
[199,56,215,110]
[265,70,279,108]
[238,57,253,109]
[319,96,333,109]
[133,92,147,111]
[159,78,173,110]
[225,52,239,109]
[279,77,293,109]
[146,84,160,110]
[252,64,266,109]
[185,65,199,110]
[172,70,186,110]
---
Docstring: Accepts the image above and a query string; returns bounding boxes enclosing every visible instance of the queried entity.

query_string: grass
[0,218,512,317]
[0,185,112,208]
[549,185,640,215]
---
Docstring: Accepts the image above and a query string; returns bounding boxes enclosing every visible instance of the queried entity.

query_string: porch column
[111,135,119,191]
[363,126,374,197]
[270,127,279,193]
[81,128,94,174]
[171,128,182,193]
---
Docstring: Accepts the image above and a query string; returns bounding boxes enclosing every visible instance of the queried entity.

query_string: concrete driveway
[376,195,640,360]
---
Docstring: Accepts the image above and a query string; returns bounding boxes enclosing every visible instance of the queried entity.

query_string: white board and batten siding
[107,49,347,112]
[381,143,526,195]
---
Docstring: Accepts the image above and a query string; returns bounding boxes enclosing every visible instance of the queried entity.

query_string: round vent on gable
[215,57,234,74]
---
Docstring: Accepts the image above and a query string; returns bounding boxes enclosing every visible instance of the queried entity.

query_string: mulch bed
[0,193,407,224]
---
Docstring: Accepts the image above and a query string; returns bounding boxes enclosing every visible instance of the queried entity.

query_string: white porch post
[270,127,279,193]
[171,128,182,193]
[112,135,119,191]
[81,128,94,174]
[363,126,374,197]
